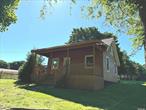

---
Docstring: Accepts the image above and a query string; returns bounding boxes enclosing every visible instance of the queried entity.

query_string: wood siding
[46,45,104,90]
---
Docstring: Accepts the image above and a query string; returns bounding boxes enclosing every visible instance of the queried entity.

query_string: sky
[0,0,144,65]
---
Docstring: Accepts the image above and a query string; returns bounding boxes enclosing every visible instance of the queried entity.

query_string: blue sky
[0,0,144,64]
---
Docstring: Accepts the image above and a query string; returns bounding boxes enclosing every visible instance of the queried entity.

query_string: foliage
[0,60,8,69]
[113,33,146,80]
[9,61,25,70]
[18,53,37,83]
[44,0,146,67]
[18,53,44,83]
[68,27,111,43]
[44,0,145,52]
[84,0,146,52]
[0,79,146,110]
[118,51,146,80]
[0,0,20,32]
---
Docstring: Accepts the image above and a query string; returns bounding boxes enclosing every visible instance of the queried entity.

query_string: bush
[18,53,36,83]
[0,60,8,69]
[18,53,44,83]
[9,61,25,70]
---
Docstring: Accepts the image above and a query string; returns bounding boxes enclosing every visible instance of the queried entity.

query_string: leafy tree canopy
[0,60,8,69]
[44,0,146,65]
[83,0,145,51]
[68,27,112,43]
[9,61,25,70]
[0,0,20,32]
[45,0,145,50]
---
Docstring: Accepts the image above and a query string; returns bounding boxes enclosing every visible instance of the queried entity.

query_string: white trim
[112,42,120,66]
[85,55,94,68]
[106,56,110,72]
[51,58,59,70]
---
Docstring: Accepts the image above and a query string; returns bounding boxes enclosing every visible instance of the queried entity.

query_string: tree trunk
[139,0,146,68]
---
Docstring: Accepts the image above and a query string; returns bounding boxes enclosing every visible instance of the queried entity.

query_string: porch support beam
[93,45,96,75]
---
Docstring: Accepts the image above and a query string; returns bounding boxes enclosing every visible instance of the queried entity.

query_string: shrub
[18,53,44,83]
[18,53,36,83]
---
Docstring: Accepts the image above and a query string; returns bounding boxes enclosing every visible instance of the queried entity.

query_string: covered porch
[31,40,105,90]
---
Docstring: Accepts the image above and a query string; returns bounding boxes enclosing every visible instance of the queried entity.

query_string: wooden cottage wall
[69,46,93,75]
[66,46,104,90]
[47,45,104,90]
[48,50,68,81]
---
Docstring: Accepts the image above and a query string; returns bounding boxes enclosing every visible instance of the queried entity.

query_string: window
[106,57,110,72]
[63,57,70,66]
[85,55,94,68]
[51,58,59,70]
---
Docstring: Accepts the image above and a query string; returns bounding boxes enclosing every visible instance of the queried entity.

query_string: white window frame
[106,56,110,72]
[63,57,70,66]
[51,58,59,70]
[85,55,94,68]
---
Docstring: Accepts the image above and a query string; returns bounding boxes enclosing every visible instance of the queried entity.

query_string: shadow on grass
[15,80,146,110]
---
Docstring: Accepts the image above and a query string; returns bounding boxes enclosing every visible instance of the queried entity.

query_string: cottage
[32,38,120,90]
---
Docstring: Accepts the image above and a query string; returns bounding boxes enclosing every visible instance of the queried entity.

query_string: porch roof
[32,38,113,57]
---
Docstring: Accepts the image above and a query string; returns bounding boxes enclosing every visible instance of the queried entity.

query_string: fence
[0,68,18,80]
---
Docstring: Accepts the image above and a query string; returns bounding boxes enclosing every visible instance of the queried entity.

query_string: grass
[0,73,18,79]
[0,79,146,110]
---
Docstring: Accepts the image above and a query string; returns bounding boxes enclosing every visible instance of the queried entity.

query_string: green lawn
[0,79,146,110]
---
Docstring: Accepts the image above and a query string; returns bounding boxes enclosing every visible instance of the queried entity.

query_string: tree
[18,52,44,83]
[81,0,146,67]
[68,27,111,43]
[45,0,146,66]
[9,61,25,70]
[0,0,20,32]
[18,53,36,83]
[0,60,8,69]
[118,50,146,80]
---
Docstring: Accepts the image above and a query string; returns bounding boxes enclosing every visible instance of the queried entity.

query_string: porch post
[48,53,53,75]
[93,45,96,75]
[47,57,49,74]
[67,47,70,75]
